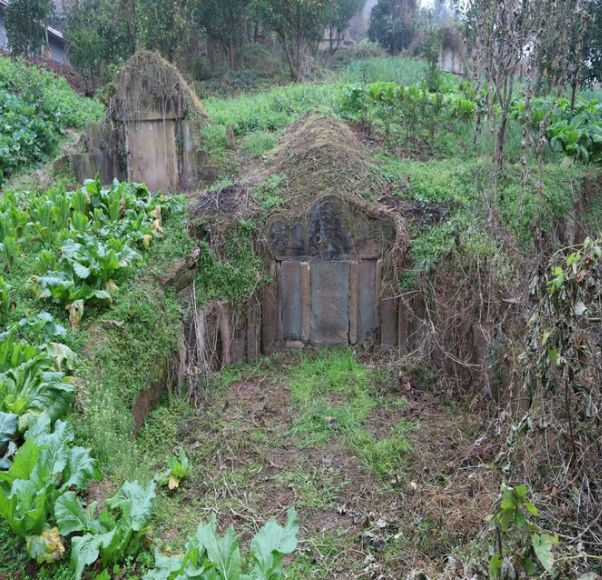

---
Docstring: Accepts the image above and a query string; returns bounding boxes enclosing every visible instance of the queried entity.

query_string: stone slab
[301,262,310,341]
[261,275,279,353]
[310,261,350,345]
[125,119,179,192]
[381,296,399,348]
[398,294,410,351]
[246,297,260,360]
[357,260,376,342]
[279,261,302,341]
[349,262,359,345]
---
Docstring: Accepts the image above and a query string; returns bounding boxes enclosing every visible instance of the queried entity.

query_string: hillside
[0,48,601,580]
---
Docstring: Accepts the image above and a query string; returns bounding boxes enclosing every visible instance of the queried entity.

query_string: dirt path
[152,349,497,579]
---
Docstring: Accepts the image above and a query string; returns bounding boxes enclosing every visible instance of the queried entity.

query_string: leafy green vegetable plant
[0,276,12,325]
[0,416,101,562]
[155,447,189,490]
[144,508,299,580]
[0,335,75,430]
[55,480,156,579]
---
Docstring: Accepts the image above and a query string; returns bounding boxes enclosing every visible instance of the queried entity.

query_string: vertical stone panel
[279,261,303,341]
[261,270,280,354]
[301,262,311,341]
[349,262,359,345]
[381,296,399,348]
[357,260,377,342]
[310,261,350,345]
[246,297,260,361]
[398,294,410,351]
[125,120,179,191]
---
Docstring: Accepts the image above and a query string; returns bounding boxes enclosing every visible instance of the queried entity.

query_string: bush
[0,56,102,182]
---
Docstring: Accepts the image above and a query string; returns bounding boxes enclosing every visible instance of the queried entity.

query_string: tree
[193,0,253,70]
[368,0,417,55]
[326,0,366,53]
[65,0,137,85]
[256,0,331,81]
[137,0,191,61]
[460,0,547,174]
[4,0,53,57]
[582,0,602,85]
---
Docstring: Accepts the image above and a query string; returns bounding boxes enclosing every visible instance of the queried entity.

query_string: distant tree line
[50,0,365,83]
[6,0,600,91]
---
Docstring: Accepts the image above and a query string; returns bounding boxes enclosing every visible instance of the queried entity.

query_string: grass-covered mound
[0,56,102,184]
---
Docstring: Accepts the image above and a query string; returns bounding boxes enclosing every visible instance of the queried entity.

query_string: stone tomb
[72,51,210,192]
[263,195,395,348]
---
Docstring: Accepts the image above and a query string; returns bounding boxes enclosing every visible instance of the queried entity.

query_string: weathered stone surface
[381,296,398,348]
[158,247,200,291]
[132,364,168,433]
[261,273,280,353]
[114,95,186,122]
[268,196,395,261]
[71,53,209,192]
[349,262,359,344]
[398,295,410,350]
[301,262,310,341]
[358,260,377,342]
[71,153,97,184]
[229,314,246,365]
[310,261,350,345]
[125,120,179,191]
[279,261,302,341]
[181,119,208,190]
[246,298,260,360]
[308,198,353,259]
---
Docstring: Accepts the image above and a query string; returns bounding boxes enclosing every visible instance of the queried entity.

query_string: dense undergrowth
[0,57,102,185]
[0,175,300,578]
[1,51,601,578]
[202,56,598,300]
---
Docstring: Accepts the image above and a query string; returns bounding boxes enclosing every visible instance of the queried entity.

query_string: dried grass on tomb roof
[110,50,206,121]
[193,113,411,271]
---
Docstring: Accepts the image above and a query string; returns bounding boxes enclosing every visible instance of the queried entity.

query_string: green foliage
[0,178,184,326]
[4,0,52,57]
[65,0,136,84]
[0,278,12,325]
[511,95,602,164]
[144,508,299,580]
[155,447,189,490]
[353,421,412,481]
[253,174,287,211]
[368,0,418,55]
[344,55,428,84]
[0,416,100,561]
[340,79,473,148]
[488,484,559,579]
[0,57,101,182]
[196,225,267,306]
[255,0,331,81]
[0,335,75,429]
[56,480,156,579]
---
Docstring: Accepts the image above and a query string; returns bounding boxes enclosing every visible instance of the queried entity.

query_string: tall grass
[343,55,430,85]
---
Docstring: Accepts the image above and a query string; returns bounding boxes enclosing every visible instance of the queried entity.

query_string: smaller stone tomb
[72,51,209,192]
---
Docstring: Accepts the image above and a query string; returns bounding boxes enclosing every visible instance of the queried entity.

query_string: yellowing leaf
[104,279,120,294]
[68,300,84,331]
[143,234,153,248]
[27,527,66,564]
[152,219,165,235]
[168,476,180,490]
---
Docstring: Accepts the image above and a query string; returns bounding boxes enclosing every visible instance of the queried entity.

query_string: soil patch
[157,354,494,578]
